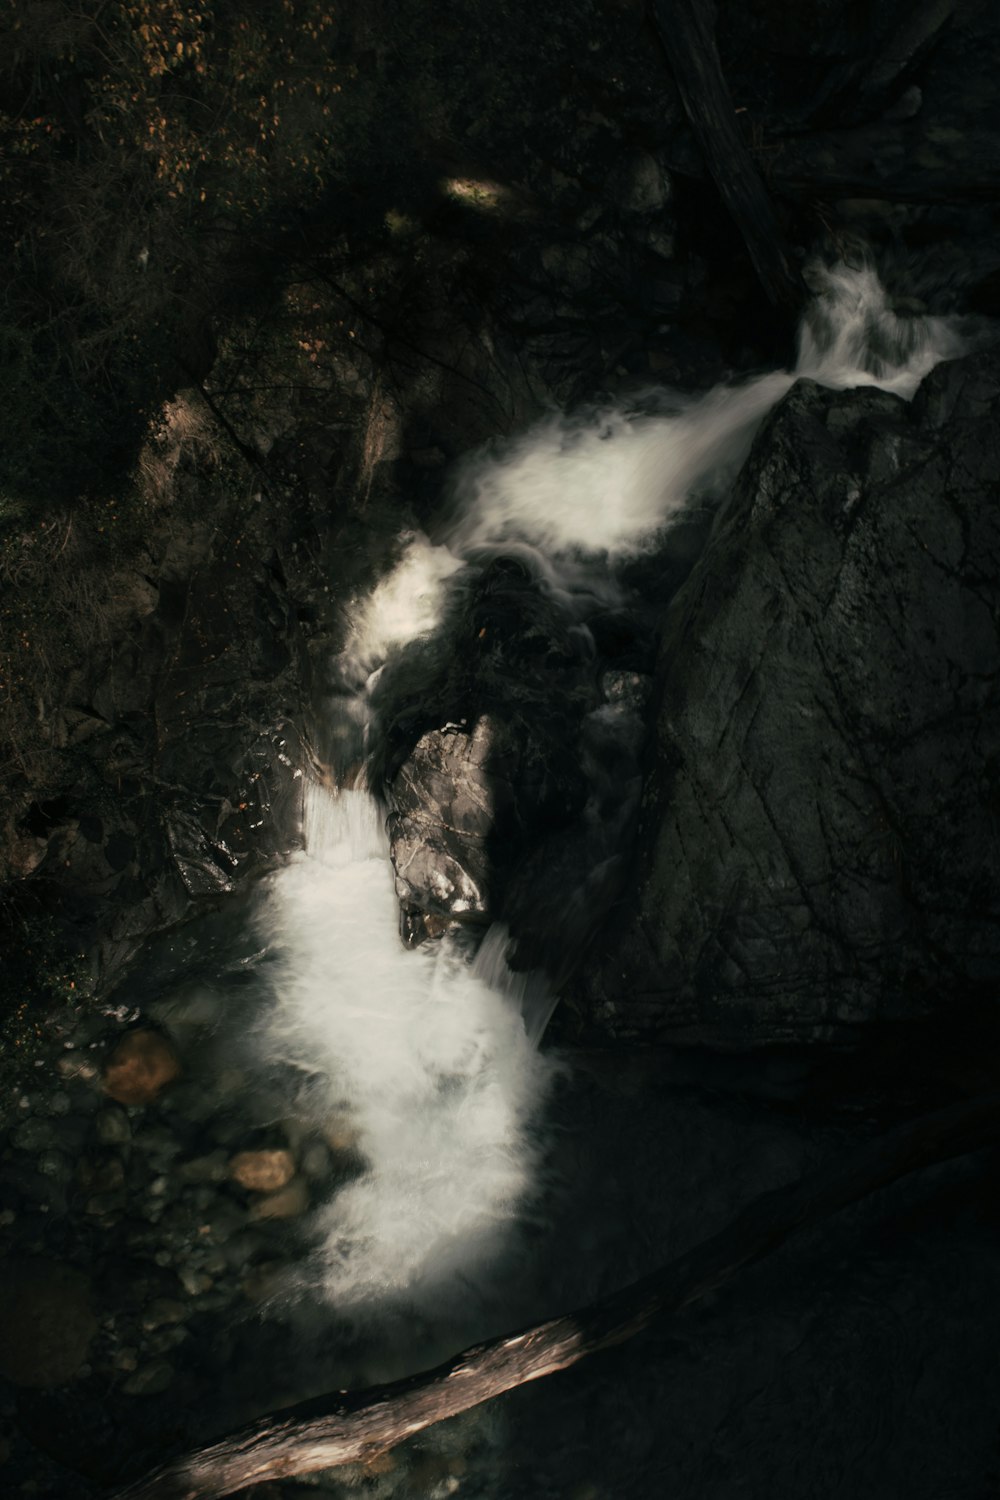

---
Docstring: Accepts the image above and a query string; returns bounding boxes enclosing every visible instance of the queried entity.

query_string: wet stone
[176,1148,229,1184]
[177,1266,213,1296]
[95,1105,132,1147]
[57,1052,99,1083]
[229,1147,295,1193]
[37,1150,73,1182]
[141,1297,187,1331]
[12,1117,58,1153]
[248,1177,309,1221]
[300,1137,333,1182]
[103,1029,181,1106]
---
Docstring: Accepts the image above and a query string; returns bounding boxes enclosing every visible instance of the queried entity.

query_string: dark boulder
[577,348,1000,1045]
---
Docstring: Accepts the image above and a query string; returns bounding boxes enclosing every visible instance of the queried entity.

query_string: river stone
[95,1104,131,1146]
[248,1176,309,1220]
[103,1028,181,1105]
[579,349,1000,1045]
[229,1147,296,1192]
[0,1260,97,1387]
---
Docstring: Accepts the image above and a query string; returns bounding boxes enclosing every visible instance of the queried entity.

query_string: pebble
[229,1148,295,1192]
[248,1177,309,1221]
[56,1053,98,1083]
[175,1148,229,1184]
[141,1298,187,1332]
[177,1266,213,1297]
[300,1138,333,1182]
[36,1151,72,1182]
[95,1106,131,1147]
[103,1029,181,1106]
[12,1119,57,1153]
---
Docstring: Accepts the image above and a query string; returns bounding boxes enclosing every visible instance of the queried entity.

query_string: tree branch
[110,1089,1000,1500]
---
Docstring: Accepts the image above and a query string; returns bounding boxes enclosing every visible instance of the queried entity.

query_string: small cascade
[252,259,967,1316]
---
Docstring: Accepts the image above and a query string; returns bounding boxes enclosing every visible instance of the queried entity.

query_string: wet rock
[387,718,504,929]
[103,1028,181,1105]
[12,1117,59,1153]
[0,1260,97,1388]
[94,1105,131,1147]
[241,1261,289,1304]
[248,1177,309,1221]
[228,1148,296,1193]
[582,350,1000,1044]
[56,1051,99,1083]
[140,1297,186,1331]
[176,1148,229,1184]
[37,1150,73,1183]
[177,1266,213,1297]
[299,1137,334,1182]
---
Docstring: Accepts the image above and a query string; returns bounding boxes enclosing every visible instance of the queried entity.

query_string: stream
[4,263,1000,1500]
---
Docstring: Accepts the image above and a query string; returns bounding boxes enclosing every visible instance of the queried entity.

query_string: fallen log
[111,1088,1000,1500]
[647,0,805,312]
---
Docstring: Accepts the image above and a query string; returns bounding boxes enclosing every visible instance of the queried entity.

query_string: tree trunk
[110,1089,1000,1500]
[647,0,805,313]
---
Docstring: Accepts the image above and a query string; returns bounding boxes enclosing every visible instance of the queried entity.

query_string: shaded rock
[103,1028,181,1105]
[580,349,1000,1044]
[94,1105,131,1146]
[141,1297,186,1331]
[12,1117,59,1153]
[229,1148,296,1193]
[0,1260,97,1388]
[75,1155,126,1196]
[248,1177,309,1220]
[56,1051,99,1083]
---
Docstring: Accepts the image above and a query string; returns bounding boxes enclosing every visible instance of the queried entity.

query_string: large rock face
[578,349,1000,1045]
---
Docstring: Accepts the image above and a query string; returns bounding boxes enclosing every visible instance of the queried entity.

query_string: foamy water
[258,785,553,1307]
[255,261,966,1313]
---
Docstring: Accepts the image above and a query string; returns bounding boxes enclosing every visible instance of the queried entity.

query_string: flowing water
[73,262,999,1499]
[249,263,967,1340]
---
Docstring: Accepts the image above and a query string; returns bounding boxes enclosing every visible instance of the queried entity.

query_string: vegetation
[0,0,347,510]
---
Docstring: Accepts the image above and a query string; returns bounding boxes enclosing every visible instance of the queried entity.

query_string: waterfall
[254,261,966,1316]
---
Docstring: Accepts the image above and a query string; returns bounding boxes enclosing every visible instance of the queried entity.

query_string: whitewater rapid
[254,261,966,1313]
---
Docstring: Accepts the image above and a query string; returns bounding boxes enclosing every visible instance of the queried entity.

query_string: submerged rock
[580,349,1000,1044]
[228,1148,296,1193]
[103,1028,181,1105]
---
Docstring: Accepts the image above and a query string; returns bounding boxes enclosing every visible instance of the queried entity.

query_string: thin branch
[110,1088,1000,1500]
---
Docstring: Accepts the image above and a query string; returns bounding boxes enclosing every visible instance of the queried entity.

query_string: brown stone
[103,1029,181,1106]
[248,1177,309,1220]
[228,1147,295,1193]
[0,1260,97,1388]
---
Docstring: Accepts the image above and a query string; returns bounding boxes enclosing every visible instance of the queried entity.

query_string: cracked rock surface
[578,347,1000,1044]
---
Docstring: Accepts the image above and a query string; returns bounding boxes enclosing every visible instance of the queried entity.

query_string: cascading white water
[256,262,966,1315]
